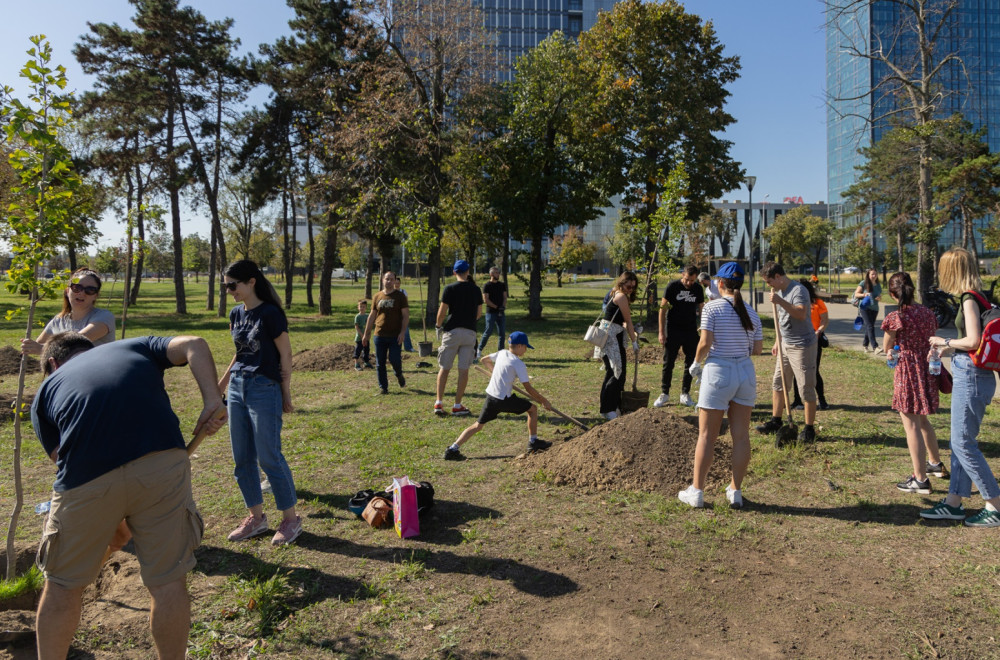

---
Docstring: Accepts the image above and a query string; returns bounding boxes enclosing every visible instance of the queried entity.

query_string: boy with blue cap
[444,331,553,460]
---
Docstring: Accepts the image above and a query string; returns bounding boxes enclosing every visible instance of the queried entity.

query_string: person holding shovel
[678,262,762,509]
[444,331,552,460]
[31,332,227,660]
[597,271,640,420]
[756,261,819,444]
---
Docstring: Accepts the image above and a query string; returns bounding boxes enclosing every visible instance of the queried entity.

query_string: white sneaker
[679,393,695,407]
[726,485,743,509]
[605,411,618,420]
[678,485,704,508]
[653,393,669,408]
[261,478,272,494]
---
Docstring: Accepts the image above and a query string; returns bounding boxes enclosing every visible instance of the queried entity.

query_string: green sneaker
[964,507,1000,528]
[919,500,965,521]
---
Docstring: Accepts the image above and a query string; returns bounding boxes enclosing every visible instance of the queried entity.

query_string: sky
[1,0,830,249]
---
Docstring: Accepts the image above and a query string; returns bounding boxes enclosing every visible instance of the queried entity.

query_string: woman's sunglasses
[69,283,99,295]
[224,281,242,291]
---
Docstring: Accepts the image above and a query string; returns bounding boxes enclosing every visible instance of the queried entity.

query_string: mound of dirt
[638,343,662,365]
[0,346,38,376]
[293,343,410,372]
[527,406,733,496]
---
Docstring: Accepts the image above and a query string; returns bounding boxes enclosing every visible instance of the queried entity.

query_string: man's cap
[453,259,470,273]
[717,262,744,281]
[509,331,534,349]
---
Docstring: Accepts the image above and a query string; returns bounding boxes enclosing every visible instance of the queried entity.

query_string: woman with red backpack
[922,248,1000,527]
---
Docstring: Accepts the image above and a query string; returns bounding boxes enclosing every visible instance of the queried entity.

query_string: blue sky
[2,0,829,247]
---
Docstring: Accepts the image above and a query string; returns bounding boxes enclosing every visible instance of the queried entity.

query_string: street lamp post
[745,176,756,309]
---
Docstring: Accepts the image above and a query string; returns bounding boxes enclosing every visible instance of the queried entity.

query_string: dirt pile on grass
[0,346,37,376]
[638,343,661,365]
[292,343,367,372]
[527,406,732,496]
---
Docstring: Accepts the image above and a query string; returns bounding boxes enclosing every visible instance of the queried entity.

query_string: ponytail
[888,272,915,309]
[724,278,754,332]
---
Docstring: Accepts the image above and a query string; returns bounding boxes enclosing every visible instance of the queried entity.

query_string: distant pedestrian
[678,262,763,509]
[434,260,482,416]
[220,259,302,546]
[444,332,552,460]
[477,266,508,358]
[653,265,704,408]
[362,271,409,395]
[698,272,720,301]
[880,272,944,495]
[353,299,372,371]
[922,248,1000,527]
[853,268,882,352]
[756,261,819,444]
[596,271,639,420]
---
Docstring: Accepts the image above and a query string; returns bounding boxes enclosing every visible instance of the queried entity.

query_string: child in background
[444,331,553,460]
[353,299,372,371]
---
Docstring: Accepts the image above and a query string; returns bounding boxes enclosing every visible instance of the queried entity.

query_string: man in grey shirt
[756,261,819,444]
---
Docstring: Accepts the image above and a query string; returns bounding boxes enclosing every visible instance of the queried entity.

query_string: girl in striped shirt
[678,262,763,510]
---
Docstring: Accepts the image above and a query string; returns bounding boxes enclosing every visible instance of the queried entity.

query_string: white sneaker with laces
[653,393,669,408]
[680,392,695,407]
[726,485,743,509]
[678,485,704,508]
[605,411,618,420]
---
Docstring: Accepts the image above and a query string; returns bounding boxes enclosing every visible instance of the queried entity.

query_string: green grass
[0,565,43,601]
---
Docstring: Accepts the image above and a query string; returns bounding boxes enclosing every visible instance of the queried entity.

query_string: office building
[826,0,1000,256]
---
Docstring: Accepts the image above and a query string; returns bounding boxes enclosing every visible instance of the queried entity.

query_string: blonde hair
[938,247,982,296]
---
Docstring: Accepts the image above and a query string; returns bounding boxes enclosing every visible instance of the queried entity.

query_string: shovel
[620,324,650,413]
[771,301,799,447]
[473,364,589,431]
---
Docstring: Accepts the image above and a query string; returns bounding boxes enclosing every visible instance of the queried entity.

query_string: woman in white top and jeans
[679,262,763,509]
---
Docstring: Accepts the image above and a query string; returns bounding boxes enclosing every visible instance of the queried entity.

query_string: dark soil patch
[0,346,38,376]
[638,343,663,365]
[292,343,418,372]
[0,393,34,423]
[526,406,731,495]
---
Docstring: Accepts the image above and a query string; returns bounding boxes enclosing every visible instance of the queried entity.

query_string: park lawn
[1,275,999,659]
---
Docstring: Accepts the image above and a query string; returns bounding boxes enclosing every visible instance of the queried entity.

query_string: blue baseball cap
[509,331,534,349]
[453,259,470,273]
[716,262,744,282]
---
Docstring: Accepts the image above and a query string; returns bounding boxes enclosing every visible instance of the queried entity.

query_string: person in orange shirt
[791,278,829,410]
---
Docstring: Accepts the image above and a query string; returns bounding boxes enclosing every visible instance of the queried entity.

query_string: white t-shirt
[699,297,763,358]
[484,349,530,399]
[43,308,116,346]
[705,279,721,301]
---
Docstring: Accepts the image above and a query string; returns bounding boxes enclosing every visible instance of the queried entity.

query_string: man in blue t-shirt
[31,333,227,659]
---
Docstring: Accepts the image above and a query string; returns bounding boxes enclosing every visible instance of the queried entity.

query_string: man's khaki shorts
[437,327,477,370]
[37,448,203,589]
[772,341,818,403]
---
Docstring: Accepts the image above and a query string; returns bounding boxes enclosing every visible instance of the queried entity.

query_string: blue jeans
[373,335,403,390]
[860,307,879,349]
[478,311,506,353]
[228,371,297,511]
[948,353,1000,501]
[403,327,413,352]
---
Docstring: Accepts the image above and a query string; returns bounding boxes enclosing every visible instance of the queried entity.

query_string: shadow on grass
[751,501,930,525]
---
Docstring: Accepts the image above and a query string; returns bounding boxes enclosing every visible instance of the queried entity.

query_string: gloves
[632,340,640,352]
[689,362,703,380]
[435,326,443,341]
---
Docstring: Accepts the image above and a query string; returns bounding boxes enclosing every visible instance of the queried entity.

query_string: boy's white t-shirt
[485,349,530,399]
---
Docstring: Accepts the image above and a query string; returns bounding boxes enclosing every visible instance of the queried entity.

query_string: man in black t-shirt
[654,265,704,408]
[434,260,483,416]
[477,266,508,357]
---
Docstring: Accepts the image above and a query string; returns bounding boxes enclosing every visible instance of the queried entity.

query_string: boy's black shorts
[478,393,533,424]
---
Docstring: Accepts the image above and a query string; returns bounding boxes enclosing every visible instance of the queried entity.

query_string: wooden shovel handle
[186,405,229,455]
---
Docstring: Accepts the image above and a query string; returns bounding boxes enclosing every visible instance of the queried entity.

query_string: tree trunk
[528,231,544,319]
[365,240,375,300]
[917,136,935,299]
[282,189,292,308]
[319,212,337,316]
[129,162,145,306]
[426,215,444,329]
[167,101,186,314]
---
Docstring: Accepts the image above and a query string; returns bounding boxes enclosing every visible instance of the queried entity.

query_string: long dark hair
[720,277,754,332]
[798,278,818,303]
[225,260,285,320]
[862,268,878,292]
[613,270,638,303]
[888,272,916,309]
[60,268,102,317]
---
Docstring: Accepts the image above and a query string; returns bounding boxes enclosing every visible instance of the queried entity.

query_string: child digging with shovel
[444,332,553,460]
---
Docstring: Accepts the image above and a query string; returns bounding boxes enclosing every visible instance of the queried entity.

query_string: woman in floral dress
[881,272,945,494]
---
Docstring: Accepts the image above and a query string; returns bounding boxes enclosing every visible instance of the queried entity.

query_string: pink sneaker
[228,514,268,541]
[271,515,303,546]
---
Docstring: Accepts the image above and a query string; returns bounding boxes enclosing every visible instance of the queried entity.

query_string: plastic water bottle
[34,501,51,515]
[887,345,900,369]
[929,347,942,375]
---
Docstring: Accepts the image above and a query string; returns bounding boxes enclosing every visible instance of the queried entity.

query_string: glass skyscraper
[480,0,616,81]
[826,0,1000,250]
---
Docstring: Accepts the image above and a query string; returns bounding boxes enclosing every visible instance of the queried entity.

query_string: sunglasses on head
[224,281,242,291]
[69,283,99,295]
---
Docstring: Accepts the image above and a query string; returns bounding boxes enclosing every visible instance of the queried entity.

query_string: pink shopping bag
[388,476,420,538]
